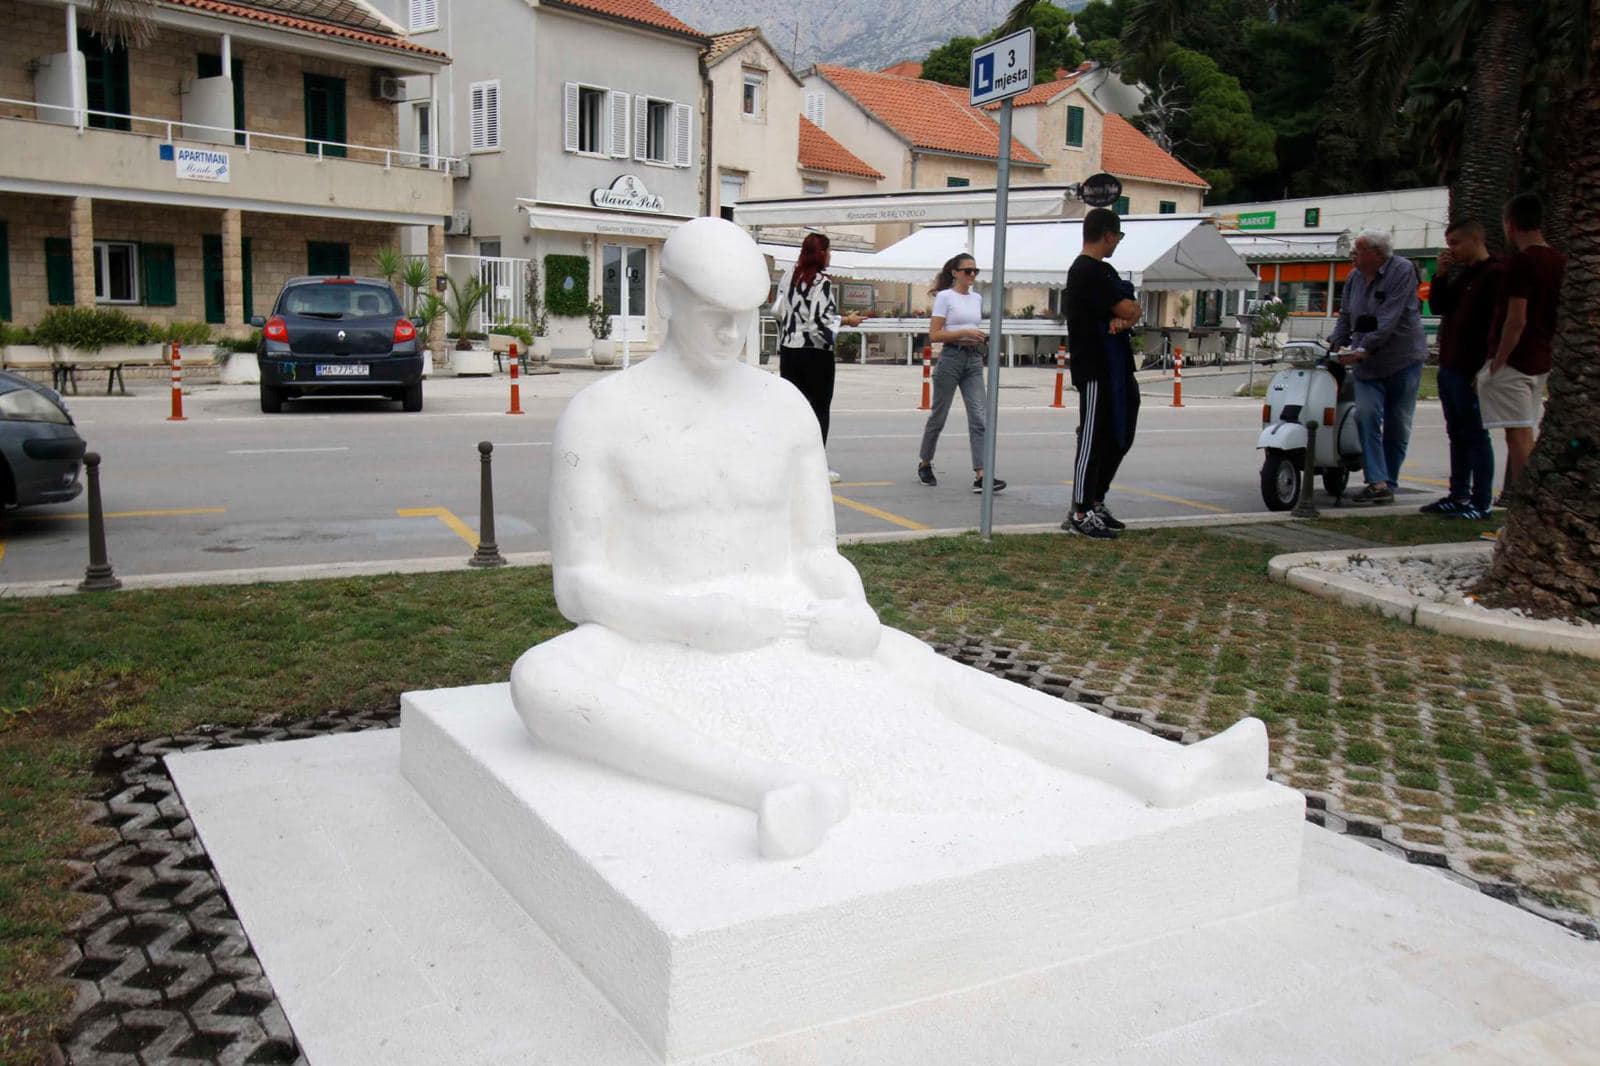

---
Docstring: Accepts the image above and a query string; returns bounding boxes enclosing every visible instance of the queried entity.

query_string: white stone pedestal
[400,684,1305,1061]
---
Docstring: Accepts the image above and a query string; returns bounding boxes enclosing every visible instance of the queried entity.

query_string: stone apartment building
[0,0,453,340]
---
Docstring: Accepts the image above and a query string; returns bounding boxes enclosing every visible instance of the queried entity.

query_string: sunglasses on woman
[957,267,980,276]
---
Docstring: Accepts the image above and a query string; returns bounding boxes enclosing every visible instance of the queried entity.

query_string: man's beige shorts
[1477,365,1548,429]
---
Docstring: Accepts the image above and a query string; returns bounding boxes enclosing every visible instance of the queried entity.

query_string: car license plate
[316,364,369,377]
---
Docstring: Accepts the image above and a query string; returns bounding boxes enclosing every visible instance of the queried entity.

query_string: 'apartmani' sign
[175,147,230,183]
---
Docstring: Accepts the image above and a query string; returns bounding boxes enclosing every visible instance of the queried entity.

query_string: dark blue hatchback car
[0,369,86,508]
[253,276,423,413]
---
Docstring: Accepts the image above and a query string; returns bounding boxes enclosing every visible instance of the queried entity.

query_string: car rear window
[279,283,402,319]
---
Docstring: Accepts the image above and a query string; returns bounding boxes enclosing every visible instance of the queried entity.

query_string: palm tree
[89,0,156,47]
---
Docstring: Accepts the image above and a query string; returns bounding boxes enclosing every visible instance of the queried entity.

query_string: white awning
[1223,232,1349,261]
[733,186,1083,228]
[517,199,692,240]
[847,216,1259,290]
[755,243,881,272]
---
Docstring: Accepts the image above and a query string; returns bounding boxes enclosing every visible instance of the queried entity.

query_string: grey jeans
[918,345,988,471]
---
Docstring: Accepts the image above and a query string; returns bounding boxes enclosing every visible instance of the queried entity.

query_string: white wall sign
[592,175,663,213]
[969,28,1035,107]
[175,146,230,182]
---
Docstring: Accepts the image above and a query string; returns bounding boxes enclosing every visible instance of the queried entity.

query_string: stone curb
[1268,542,1600,660]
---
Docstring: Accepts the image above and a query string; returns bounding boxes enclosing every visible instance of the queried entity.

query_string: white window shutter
[673,102,693,168]
[608,91,630,158]
[563,82,579,153]
[805,90,824,127]
[484,82,499,149]
[469,83,485,151]
[408,0,422,29]
[634,98,648,162]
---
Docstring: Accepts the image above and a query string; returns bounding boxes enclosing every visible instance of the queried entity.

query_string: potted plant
[586,297,614,366]
[413,294,445,377]
[444,276,493,375]
[525,260,553,362]
[0,322,51,372]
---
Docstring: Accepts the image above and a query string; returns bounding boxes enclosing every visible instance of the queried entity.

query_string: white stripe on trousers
[1075,379,1098,507]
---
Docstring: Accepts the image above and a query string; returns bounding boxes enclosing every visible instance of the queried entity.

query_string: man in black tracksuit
[1064,208,1142,539]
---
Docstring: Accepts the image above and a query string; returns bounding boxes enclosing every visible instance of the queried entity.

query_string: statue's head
[659,217,769,365]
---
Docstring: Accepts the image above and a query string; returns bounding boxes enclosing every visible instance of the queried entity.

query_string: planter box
[452,348,495,377]
[219,351,261,385]
[592,338,616,366]
[56,344,168,367]
[0,344,53,369]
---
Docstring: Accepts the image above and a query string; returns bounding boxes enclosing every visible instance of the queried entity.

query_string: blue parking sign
[968,28,1033,106]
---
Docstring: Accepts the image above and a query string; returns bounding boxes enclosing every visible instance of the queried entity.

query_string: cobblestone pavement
[54,644,1594,1063]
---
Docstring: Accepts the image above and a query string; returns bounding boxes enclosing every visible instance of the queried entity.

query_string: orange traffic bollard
[1050,343,1067,408]
[167,340,187,421]
[507,342,524,415]
[918,345,932,410]
[1170,347,1185,408]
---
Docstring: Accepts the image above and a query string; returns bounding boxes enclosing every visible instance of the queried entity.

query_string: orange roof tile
[542,0,704,39]
[798,116,884,179]
[814,65,1044,166]
[704,26,759,64]
[1101,112,1209,188]
[164,0,449,57]
[879,60,923,78]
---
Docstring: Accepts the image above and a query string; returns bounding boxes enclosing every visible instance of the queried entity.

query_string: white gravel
[1319,552,1598,630]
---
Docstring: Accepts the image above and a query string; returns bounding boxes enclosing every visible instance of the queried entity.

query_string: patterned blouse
[774,268,842,351]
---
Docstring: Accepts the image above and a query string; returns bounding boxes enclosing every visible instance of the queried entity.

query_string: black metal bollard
[78,452,122,592]
[1291,422,1321,519]
[469,440,507,568]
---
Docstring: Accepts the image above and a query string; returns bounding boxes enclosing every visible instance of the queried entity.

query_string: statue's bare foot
[757,776,849,859]
[1147,717,1269,808]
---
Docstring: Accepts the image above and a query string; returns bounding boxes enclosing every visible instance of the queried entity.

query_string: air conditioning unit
[372,73,406,102]
[449,158,470,179]
[444,210,471,235]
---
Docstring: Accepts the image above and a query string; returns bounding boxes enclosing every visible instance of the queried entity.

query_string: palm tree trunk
[1477,3,1600,622]
[1450,0,1533,250]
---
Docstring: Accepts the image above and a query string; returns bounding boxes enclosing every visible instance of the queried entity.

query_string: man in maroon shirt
[1482,193,1567,498]
[1424,220,1503,519]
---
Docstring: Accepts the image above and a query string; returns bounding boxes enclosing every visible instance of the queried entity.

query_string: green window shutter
[1066,106,1084,148]
[45,237,74,306]
[304,74,348,158]
[141,242,177,306]
[0,222,11,322]
[202,234,224,323]
[1159,201,1177,214]
[307,241,351,276]
[242,237,254,320]
[946,177,969,188]
[1113,196,1130,215]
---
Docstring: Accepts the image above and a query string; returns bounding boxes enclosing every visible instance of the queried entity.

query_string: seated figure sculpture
[511,217,1269,859]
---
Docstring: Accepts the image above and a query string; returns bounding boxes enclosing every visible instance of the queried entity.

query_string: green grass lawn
[1240,365,1440,400]
[2,517,1596,1062]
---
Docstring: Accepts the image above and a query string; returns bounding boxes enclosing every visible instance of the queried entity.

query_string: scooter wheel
[1260,448,1302,511]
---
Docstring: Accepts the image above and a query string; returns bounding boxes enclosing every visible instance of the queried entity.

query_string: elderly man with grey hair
[1326,229,1428,503]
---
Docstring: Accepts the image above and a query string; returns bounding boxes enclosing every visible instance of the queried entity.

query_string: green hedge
[545,254,589,317]
[26,309,212,352]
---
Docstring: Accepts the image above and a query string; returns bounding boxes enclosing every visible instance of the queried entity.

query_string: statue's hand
[695,593,786,652]
[805,600,881,658]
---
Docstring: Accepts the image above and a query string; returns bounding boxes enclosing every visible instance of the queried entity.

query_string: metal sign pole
[979,97,1012,539]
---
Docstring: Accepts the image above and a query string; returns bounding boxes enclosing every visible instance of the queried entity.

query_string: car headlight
[0,388,72,424]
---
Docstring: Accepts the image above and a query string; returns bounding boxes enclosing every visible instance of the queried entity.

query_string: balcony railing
[0,96,459,170]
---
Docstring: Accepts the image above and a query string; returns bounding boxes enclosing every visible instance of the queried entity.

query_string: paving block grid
[52,642,1595,1064]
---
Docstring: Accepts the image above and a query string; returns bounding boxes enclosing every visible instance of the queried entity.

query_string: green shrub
[489,322,535,349]
[32,307,155,352]
[0,321,35,348]
[218,330,262,354]
[586,297,612,340]
[545,254,589,317]
[156,321,213,347]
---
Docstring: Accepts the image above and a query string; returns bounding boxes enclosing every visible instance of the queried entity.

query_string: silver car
[0,370,86,507]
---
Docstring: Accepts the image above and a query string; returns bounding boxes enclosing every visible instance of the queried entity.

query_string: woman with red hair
[774,232,862,482]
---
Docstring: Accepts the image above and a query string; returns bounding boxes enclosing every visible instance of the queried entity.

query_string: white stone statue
[510,217,1268,860]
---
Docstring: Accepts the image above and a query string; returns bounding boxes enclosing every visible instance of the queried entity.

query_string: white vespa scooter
[1256,339,1363,510]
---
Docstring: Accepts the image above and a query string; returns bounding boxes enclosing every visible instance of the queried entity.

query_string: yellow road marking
[9,507,227,522]
[0,541,5,564]
[1406,476,1452,488]
[397,506,479,547]
[1061,481,1229,514]
[834,481,894,488]
[831,494,929,531]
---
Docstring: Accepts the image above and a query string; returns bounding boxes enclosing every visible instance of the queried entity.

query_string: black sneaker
[1064,510,1119,539]
[917,464,937,487]
[1445,504,1492,521]
[1351,484,1395,505]
[972,476,1007,494]
[1092,503,1125,531]
[1420,495,1466,515]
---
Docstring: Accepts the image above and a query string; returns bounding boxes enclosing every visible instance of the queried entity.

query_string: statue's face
[663,277,753,367]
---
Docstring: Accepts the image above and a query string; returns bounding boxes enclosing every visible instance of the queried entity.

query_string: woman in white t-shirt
[916,254,1006,493]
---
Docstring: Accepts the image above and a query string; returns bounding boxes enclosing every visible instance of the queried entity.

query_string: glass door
[602,245,647,340]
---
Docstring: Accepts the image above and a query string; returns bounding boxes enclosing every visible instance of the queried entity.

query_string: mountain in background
[661,0,1089,72]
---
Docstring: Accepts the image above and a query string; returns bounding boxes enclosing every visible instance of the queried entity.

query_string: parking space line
[1061,481,1229,514]
[831,494,929,531]
[9,507,227,522]
[228,447,350,455]
[834,481,894,488]
[397,506,478,547]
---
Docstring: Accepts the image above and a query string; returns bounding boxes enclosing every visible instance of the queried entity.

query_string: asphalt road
[0,362,1459,587]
